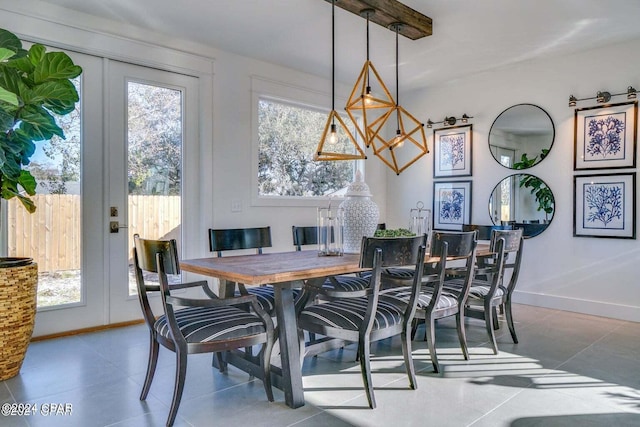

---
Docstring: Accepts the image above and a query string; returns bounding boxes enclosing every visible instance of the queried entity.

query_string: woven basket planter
[0,259,38,381]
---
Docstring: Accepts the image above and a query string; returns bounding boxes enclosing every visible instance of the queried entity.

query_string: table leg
[218,279,236,298]
[274,283,305,408]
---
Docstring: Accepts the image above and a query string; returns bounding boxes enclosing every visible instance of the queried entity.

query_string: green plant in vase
[513,149,554,222]
[374,228,415,237]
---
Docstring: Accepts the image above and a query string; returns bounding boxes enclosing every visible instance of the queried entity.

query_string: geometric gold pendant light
[316,110,367,160]
[369,104,428,174]
[368,22,428,175]
[345,9,395,147]
[315,0,367,161]
[316,0,432,173]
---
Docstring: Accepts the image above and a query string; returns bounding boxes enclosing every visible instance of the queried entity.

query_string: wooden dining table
[180,243,490,409]
[180,250,364,409]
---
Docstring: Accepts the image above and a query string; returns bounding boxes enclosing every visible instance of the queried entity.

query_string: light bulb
[329,124,338,144]
[364,86,374,106]
[393,129,404,148]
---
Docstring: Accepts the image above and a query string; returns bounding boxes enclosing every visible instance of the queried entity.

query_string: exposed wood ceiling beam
[325,0,432,40]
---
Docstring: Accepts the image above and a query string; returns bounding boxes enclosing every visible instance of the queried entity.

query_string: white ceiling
[37,0,640,92]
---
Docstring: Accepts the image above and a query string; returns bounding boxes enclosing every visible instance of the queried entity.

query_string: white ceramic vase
[340,171,379,253]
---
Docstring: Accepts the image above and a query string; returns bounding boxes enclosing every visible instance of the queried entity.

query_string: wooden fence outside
[8,194,181,273]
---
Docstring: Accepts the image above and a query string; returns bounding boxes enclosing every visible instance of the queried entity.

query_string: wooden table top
[180,243,490,286]
[180,250,364,285]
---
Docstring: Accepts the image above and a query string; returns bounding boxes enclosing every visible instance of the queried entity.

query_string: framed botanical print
[574,101,637,170]
[433,180,472,231]
[433,124,472,177]
[573,173,636,239]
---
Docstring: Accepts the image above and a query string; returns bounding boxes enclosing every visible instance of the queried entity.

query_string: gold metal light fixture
[568,86,637,107]
[344,9,395,147]
[315,0,367,161]
[368,22,428,175]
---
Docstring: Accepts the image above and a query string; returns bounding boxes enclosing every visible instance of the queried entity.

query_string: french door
[107,61,199,323]
[9,51,106,336]
[7,50,200,336]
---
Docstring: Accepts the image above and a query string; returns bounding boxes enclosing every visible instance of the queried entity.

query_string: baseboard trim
[514,291,640,322]
[31,319,145,342]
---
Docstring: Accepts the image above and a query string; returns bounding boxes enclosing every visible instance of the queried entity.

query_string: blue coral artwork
[574,101,637,170]
[574,173,636,239]
[583,182,624,230]
[440,133,465,170]
[434,125,472,177]
[433,181,472,230]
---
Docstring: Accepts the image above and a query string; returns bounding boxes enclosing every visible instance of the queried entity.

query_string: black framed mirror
[488,173,555,238]
[489,104,555,169]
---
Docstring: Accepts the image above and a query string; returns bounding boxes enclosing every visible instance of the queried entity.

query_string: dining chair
[298,235,426,409]
[462,224,512,240]
[133,235,274,427]
[382,230,478,373]
[209,227,285,316]
[442,232,507,354]
[484,228,524,344]
[291,225,318,251]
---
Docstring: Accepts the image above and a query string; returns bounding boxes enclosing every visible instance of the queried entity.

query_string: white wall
[392,38,640,321]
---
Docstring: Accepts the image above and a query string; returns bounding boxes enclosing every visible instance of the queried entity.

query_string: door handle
[109,221,129,233]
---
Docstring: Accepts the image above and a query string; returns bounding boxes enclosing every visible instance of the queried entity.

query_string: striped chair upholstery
[238,286,280,315]
[154,306,267,343]
[299,297,404,331]
[298,235,426,409]
[382,287,460,311]
[443,281,505,303]
[322,275,370,294]
[134,235,274,427]
[381,230,478,373]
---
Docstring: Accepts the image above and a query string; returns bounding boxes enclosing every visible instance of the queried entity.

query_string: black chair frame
[298,235,426,409]
[134,235,274,426]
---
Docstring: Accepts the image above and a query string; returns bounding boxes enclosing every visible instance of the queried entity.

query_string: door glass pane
[127,82,182,295]
[8,78,82,308]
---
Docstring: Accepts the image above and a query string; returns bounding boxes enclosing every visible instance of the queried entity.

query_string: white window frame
[250,76,363,207]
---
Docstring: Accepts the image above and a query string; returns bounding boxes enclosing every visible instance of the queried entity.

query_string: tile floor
[1,304,639,426]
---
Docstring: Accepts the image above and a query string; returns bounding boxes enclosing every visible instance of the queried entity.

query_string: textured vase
[0,258,38,380]
[340,171,379,253]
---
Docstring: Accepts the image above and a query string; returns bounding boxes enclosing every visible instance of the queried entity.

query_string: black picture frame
[433,124,472,178]
[574,101,637,170]
[433,180,472,231]
[573,172,636,239]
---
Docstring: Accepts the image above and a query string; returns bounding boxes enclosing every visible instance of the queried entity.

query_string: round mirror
[489,104,555,169]
[488,173,555,238]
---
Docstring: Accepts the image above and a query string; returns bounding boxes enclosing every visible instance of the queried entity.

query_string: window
[251,77,361,207]
[258,97,357,198]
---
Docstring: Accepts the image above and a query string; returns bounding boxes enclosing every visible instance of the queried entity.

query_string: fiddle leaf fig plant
[513,149,554,221]
[0,28,82,213]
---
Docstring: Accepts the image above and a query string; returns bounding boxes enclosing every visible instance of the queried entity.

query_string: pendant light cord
[366,12,371,91]
[366,13,370,63]
[395,24,400,130]
[331,0,335,116]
